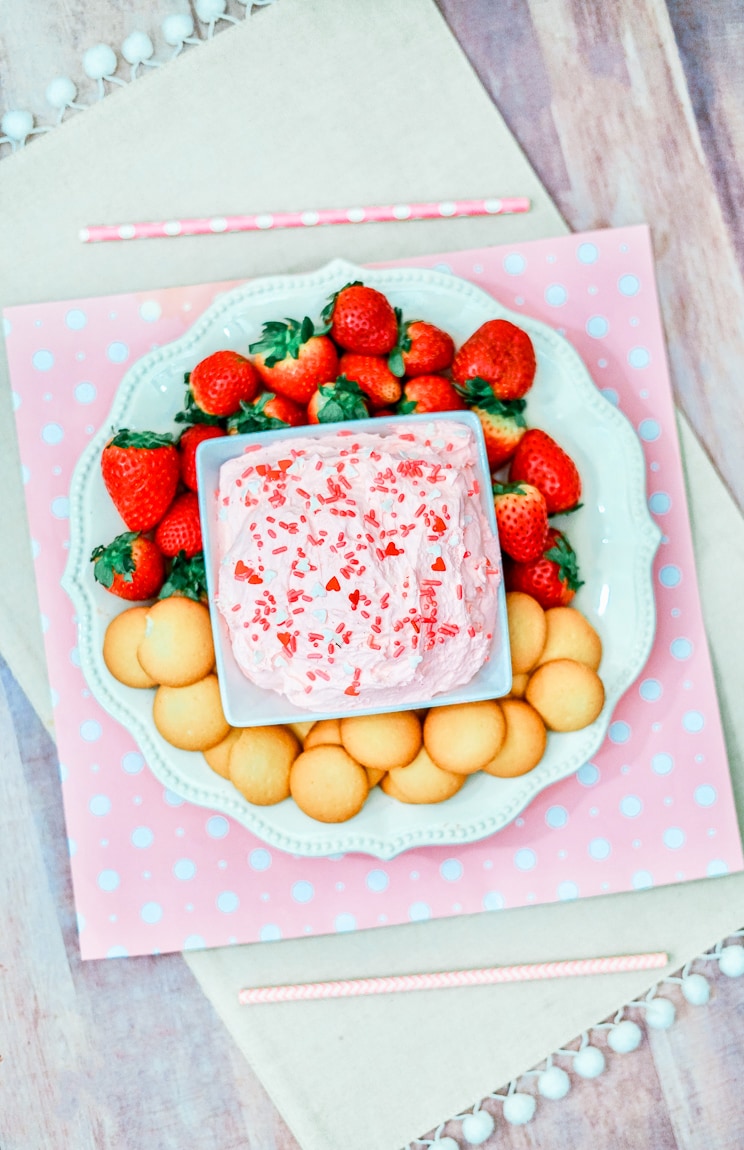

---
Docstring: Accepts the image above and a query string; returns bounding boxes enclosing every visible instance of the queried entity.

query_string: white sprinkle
[430,487,442,499]
[253,651,264,663]
[342,663,355,675]
[427,544,442,557]
[310,582,326,598]
[409,654,423,666]
[381,498,394,511]
[312,609,327,622]
[296,559,311,572]
[263,570,277,583]
[432,438,445,448]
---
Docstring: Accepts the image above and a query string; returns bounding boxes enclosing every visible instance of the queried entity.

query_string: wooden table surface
[2,2,744,1148]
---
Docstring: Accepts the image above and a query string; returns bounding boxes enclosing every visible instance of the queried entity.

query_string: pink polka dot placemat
[4,224,742,960]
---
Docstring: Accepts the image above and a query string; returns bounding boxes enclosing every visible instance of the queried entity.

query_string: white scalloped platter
[62,260,662,859]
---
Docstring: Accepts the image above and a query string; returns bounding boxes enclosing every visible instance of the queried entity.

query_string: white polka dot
[117,224,136,239]
[628,347,650,369]
[503,253,526,275]
[42,423,64,445]
[545,283,567,307]
[81,719,102,742]
[68,837,77,856]
[670,637,693,660]
[139,300,161,323]
[292,881,314,903]
[206,815,229,838]
[618,274,640,296]
[694,785,717,808]
[107,342,129,364]
[301,210,320,226]
[609,721,631,744]
[649,492,671,515]
[707,859,728,877]
[65,308,88,331]
[217,891,239,913]
[392,204,412,220]
[174,858,196,880]
[255,213,274,229]
[335,913,356,932]
[620,795,643,818]
[577,763,600,786]
[557,881,579,900]
[483,198,503,213]
[514,848,537,871]
[260,924,282,941]
[683,710,704,732]
[659,564,681,588]
[74,381,97,404]
[163,220,182,236]
[33,349,54,371]
[589,837,611,860]
[663,827,685,850]
[98,869,120,891]
[107,945,129,958]
[433,262,452,274]
[249,848,272,871]
[131,826,154,848]
[3,317,11,337]
[89,794,111,816]
[440,858,463,882]
[141,902,163,924]
[632,870,654,889]
[483,891,504,910]
[577,242,599,264]
[163,789,184,806]
[586,315,609,339]
[183,934,206,949]
[639,678,662,702]
[437,201,457,216]
[409,901,431,921]
[122,751,144,774]
[638,418,661,443]
[209,217,228,232]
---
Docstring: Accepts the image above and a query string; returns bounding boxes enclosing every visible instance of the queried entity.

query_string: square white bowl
[196,411,511,727]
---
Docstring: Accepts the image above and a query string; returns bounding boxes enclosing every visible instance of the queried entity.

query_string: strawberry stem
[455,377,528,425]
[90,531,139,587]
[544,532,584,591]
[159,550,208,602]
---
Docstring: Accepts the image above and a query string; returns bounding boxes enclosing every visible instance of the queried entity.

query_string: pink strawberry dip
[215,421,501,712]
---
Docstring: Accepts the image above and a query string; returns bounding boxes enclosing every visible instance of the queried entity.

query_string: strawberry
[398,374,466,415]
[101,429,180,531]
[307,377,370,424]
[184,350,260,419]
[179,424,226,492]
[249,317,338,405]
[91,532,165,601]
[321,282,398,355]
[508,428,582,514]
[154,492,203,558]
[158,550,209,602]
[492,482,549,563]
[452,319,536,401]
[503,527,583,609]
[388,318,454,378]
[338,353,402,410]
[455,377,527,469]
[228,391,306,435]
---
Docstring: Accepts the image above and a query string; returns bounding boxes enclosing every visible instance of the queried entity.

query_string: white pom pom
[645,997,676,1029]
[682,972,711,1004]
[45,76,77,109]
[122,32,154,65]
[502,1093,536,1125]
[573,1045,606,1079]
[1,109,34,142]
[607,1019,643,1053]
[83,44,118,80]
[196,0,227,19]
[432,1139,460,1150]
[460,1110,495,1144]
[719,945,744,978]
[162,13,195,44]
[537,1065,570,1100]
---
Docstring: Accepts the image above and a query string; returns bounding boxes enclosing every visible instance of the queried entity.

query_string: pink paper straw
[79,197,531,244]
[238,952,669,1005]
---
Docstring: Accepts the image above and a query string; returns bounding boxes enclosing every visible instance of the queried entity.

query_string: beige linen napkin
[1,3,742,1149]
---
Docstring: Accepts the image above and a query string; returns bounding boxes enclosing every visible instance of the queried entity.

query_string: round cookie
[509,672,530,699]
[229,726,300,806]
[153,674,230,751]
[340,712,422,771]
[103,607,157,688]
[526,659,605,731]
[290,745,369,823]
[482,699,547,778]
[304,718,343,750]
[288,721,315,742]
[366,767,386,788]
[138,596,215,687]
[424,701,506,775]
[384,747,464,804]
[203,727,241,779]
[536,607,602,671]
[506,591,547,674]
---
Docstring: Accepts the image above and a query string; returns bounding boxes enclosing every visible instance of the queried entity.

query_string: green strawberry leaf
[159,550,208,602]
[174,389,227,428]
[551,501,584,516]
[396,398,419,415]
[455,377,528,426]
[317,376,370,423]
[492,481,531,496]
[249,316,316,365]
[227,398,290,434]
[108,429,176,449]
[387,347,406,378]
[320,280,364,326]
[544,532,584,591]
[91,531,139,587]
